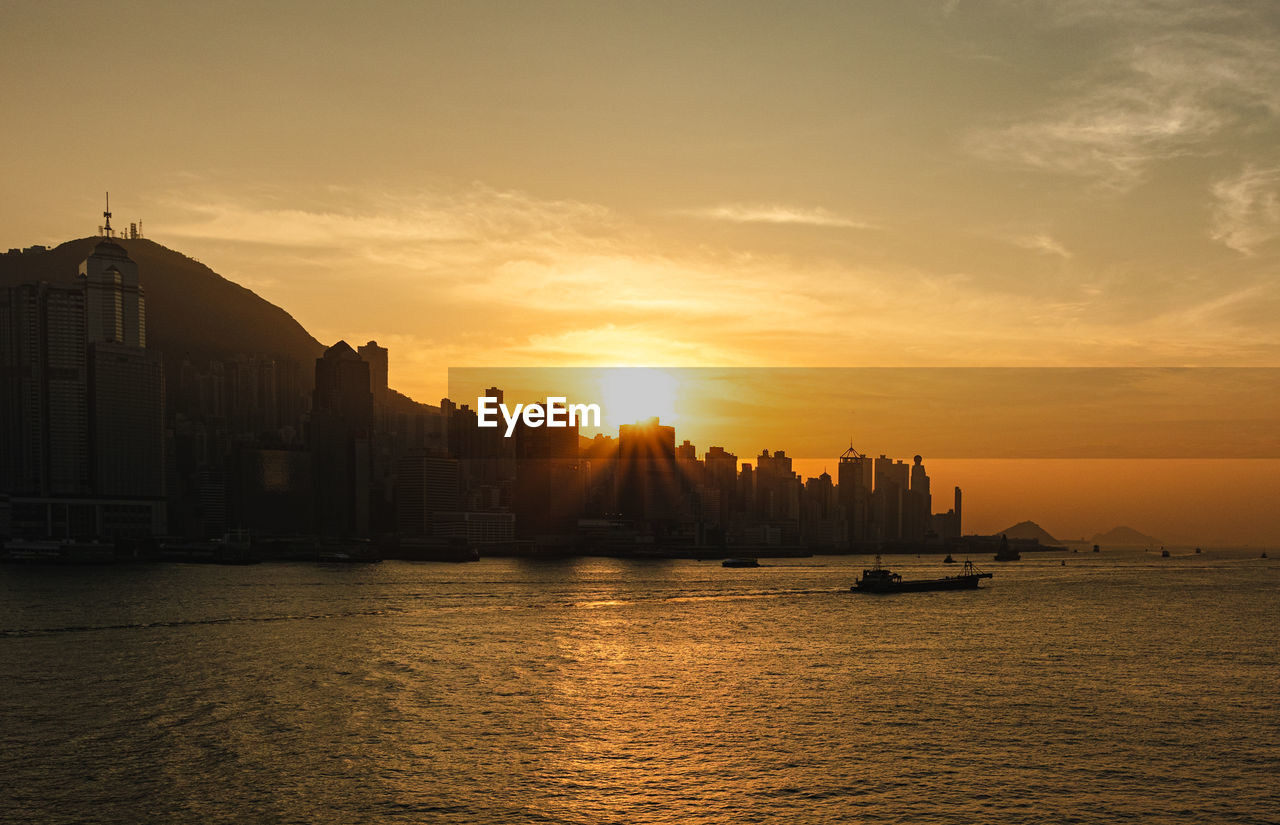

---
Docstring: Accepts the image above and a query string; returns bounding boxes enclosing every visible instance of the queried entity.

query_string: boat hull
[852,574,988,593]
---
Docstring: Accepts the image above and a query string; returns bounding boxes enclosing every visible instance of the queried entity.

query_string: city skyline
[5,233,1279,545]
[5,2,1280,545]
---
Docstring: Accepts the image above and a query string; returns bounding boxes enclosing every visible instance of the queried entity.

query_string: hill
[994,520,1059,544]
[1092,526,1161,547]
[1,238,323,388]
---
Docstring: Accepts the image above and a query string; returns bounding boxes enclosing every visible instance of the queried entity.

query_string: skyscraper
[617,417,682,526]
[905,454,932,540]
[79,239,144,347]
[0,282,89,495]
[358,340,388,405]
[838,446,872,542]
[312,341,373,537]
[89,341,165,497]
[1,238,165,538]
[77,241,165,499]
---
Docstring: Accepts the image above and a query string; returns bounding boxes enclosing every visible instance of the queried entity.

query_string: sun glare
[597,369,680,430]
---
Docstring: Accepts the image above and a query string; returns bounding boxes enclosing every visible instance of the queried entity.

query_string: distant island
[1091,526,1162,547]
[995,520,1059,544]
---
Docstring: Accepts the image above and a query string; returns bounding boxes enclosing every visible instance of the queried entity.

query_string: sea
[2,549,1277,824]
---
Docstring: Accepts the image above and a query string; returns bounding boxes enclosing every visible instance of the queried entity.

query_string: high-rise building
[396,449,459,536]
[312,341,374,537]
[76,242,165,499]
[838,446,873,542]
[1,238,165,538]
[512,401,584,538]
[79,239,144,347]
[358,340,389,405]
[89,342,165,497]
[873,455,909,540]
[617,417,683,526]
[313,341,372,428]
[0,282,90,495]
[905,454,932,540]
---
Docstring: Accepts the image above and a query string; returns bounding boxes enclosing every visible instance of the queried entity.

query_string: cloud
[679,204,875,230]
[969,8,1280,189]
[161,184,619,252]
[1211,166,1280,254]
[1006,232,1072,258]
[144,179,1280,403]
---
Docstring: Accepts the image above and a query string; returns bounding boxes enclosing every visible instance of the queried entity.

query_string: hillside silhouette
[1092,526,1161,547]
[1,237,323,388]
[995,520,1059,544]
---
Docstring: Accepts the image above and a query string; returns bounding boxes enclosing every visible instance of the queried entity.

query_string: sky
[3,0,1279,542]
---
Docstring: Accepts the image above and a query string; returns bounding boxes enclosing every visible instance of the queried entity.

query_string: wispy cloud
[147,180,1280,401]
[1006,232,1072,258]
[1211,166,1280,254]
[679,204,876,230]
[969,7,1280,189]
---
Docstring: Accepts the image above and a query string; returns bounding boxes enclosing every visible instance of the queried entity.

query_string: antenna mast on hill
[102,192,113,237]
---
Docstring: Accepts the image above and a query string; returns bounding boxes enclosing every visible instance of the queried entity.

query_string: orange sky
[3,2,1279,544]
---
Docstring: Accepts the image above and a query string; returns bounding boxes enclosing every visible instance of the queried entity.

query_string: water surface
[3,551,1277,824]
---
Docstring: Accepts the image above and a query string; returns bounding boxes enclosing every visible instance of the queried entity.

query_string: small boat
[1161,548,1170,558]
[722,558,759,568]
[942,554,956,564]
[1093,544,1101,553]
[851,556,992,594]
[1195,547,1202,554]
[1263,552,1269,559]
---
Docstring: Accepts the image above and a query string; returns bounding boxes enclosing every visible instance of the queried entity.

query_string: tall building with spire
[79,239,164,499]
[80,238,145,348]
[0,216,166,538]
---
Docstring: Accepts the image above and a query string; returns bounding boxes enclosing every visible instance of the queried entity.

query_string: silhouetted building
[431,511,515,544]
[358,340,389,406]
[513,402,584,538]
[396,449,459,536]
[89,342,165,497]
[904,454,932,540]
[838,447,872,542]
[229,447,313,534]
[873,455,908,540]
[617,417,684,529]
[0,282,90,495]
[0,240,165,538]
[802,470,845,549]
[80,239,144,347]
[312,341,373,537]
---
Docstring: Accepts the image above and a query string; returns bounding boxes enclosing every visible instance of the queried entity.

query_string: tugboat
[851,555,992,594]
[942,554,956,564]
[722,557,760,568]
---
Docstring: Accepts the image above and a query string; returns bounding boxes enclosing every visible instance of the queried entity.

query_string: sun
[596,369,680,430]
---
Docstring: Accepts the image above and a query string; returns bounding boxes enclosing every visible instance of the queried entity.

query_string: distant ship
[722,558,760,568]
[851,556,992,594]
[993,534,1021,561]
